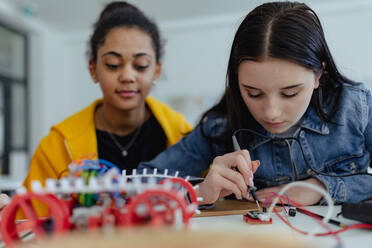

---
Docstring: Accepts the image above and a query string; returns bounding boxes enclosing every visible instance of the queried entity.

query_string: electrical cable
[265,182,343,247]
[266,181,334,235]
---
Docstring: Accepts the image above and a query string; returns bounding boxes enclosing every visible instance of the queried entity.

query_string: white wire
[266,181,334,236]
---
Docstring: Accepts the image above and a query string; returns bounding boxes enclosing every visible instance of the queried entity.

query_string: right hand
[196,150,260,205]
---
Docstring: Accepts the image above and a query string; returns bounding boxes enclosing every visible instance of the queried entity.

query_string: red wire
[268,193,342,245]
[273,207,343,245]
[315,223,372,236]
[265,191,372,245]
[264,192,288,213]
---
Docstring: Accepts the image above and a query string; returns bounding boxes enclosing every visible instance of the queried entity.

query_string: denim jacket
[139,83,372,204]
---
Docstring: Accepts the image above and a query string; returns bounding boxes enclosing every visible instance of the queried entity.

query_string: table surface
[191,205,372,248]
[0,204,370,248]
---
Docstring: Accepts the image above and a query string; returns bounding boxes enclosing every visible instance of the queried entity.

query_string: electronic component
[288,207,296,217]
[243,210,272,224]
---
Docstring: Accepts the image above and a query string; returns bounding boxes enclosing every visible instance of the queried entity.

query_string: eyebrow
[102,51,152,59]
[241,83,304,90]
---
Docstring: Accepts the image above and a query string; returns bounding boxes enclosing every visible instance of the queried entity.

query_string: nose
[262,97,282,121]
[119,64,135,83]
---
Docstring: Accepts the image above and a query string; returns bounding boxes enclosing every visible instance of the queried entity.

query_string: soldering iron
[232,135,261,210]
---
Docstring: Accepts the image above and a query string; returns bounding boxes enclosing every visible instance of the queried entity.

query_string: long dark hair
[88,1,164,63]
[199,1,354,146]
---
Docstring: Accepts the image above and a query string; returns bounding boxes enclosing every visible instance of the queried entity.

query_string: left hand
[253,178,326,206]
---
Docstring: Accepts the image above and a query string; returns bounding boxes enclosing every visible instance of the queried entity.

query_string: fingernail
[248,178,253,186]
[245,192,250,199]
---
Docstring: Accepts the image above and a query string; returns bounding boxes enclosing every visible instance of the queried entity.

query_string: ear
[314,62,326,89]
[89,60,99,83]
[153,62,162,82]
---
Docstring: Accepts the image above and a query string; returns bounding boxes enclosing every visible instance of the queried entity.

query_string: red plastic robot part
[0,193,70,247]
[125,188,190,227]
[159,177,198,218]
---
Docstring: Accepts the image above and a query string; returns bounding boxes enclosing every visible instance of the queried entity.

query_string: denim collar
[300,106,330,135]
[247,106,329,151]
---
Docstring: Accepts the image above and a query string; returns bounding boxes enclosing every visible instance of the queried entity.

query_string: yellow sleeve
[24,130,72,189]
[20,130,72,218]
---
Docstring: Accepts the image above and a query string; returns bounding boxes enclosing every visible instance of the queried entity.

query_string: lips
[263,121,285,128]
[116,89,139,98]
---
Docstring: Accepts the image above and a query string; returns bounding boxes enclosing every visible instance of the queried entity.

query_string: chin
[264,126,289,134]
[115,102,138,112]
[116,98,141,110]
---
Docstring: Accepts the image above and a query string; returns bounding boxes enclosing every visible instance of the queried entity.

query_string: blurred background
[0,0,371,190]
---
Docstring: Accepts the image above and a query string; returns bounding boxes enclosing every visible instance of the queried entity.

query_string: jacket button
[300,131,305,138]
[307,169,314,175]
[349,162,356,169]
[350,162,356,173]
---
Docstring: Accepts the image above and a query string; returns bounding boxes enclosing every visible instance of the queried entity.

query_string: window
[0,23,28,176]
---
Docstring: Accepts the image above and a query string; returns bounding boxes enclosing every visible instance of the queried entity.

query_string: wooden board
[195,199,280,217]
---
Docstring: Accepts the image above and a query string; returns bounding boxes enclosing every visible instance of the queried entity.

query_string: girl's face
[89,27,161,112]
[238,58,320,134]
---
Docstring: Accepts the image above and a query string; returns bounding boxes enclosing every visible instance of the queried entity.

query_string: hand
[254,178,326,206]
[196,150,260,204]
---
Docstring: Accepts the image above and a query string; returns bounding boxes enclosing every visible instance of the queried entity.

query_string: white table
[190,206,372,248]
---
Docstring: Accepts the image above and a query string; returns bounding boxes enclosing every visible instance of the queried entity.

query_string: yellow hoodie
[23,97,192,216]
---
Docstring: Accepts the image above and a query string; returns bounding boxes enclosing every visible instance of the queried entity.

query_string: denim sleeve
[364,88,372,164]
[316,88,372,204]
[137,118,222,177]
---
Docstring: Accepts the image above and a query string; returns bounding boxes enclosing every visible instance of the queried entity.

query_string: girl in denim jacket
[139,1,372,206]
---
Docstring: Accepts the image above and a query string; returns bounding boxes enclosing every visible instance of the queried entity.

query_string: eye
[136,65,149,71]
[246,90,263,98]
[105,64,120,70]
[281,92,299,98]
[247,93,263,98]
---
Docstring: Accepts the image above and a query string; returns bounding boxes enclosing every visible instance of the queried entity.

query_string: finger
[218,166,247,197]
[240,149,252,165]
[236,150,255,186]
[235,154,253,186]
[213,150,251,170]
[252,160,261,173]
[217,174,243,200]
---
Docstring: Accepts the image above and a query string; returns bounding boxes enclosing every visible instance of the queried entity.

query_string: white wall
[317,5,372,84]
[35,1,372,151]
[41,32,101,137]
[152,2,372,126]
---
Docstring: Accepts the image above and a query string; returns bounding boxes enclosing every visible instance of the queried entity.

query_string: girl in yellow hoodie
[22,2,192,216]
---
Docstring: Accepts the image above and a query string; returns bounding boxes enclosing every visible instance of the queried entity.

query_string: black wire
[285,139,299,180]
[233,128,372,179]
